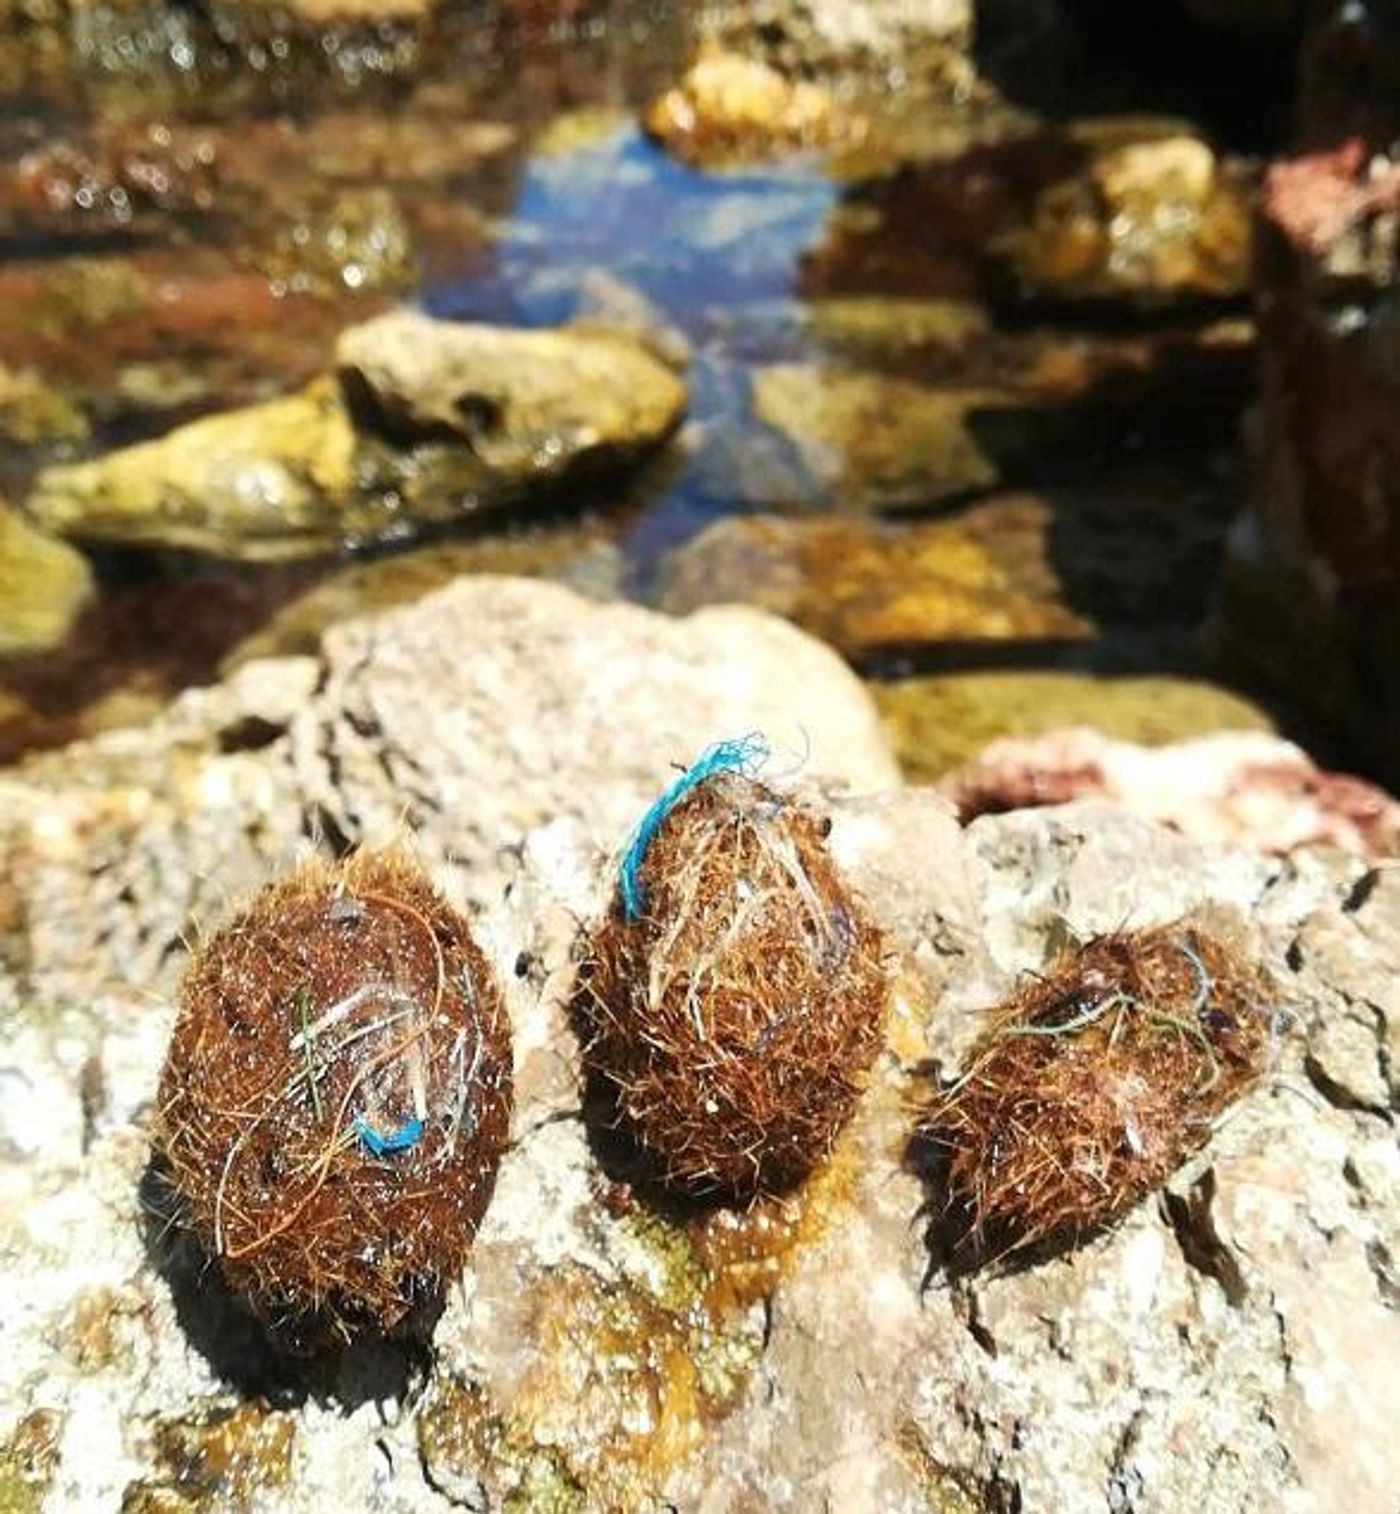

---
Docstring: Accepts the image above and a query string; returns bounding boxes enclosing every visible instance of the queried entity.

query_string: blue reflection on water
[422,126,838,579]
[424,125,837,332]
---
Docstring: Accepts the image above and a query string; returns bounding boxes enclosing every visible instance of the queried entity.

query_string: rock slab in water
[752,363,1045,509]
[658,505,1091,656]
[0,579,1396,1512]
[26,313,687,560]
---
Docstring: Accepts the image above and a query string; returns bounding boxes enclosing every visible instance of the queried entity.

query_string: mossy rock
[874,670,1275,781]
[0,364,89,451]
[994,121,1255,306]
[0,502,94,656]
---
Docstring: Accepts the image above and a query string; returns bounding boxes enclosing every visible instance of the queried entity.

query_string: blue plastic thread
[619,734,769,920]
[354,1114,425,1156]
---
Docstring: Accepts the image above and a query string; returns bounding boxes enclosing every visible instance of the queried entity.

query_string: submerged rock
[994,121,1254,306]
[28,377,363,561]
[942,727,1400,857]
[26,313,686,560]
[659,471,1231,662]
[0,502,93,657]
[0,363,88,452]
[751,363,1046,509]
[1216,138,1400,788]
[2,123,220,241]
[874,671,1275,781]
[658,505,1091,658]
[253,186,415,297]
[801,294,990,362]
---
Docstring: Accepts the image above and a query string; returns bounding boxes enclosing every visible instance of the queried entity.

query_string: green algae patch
[419,1124,871,1510]
[419,1377,587,1514]
[894,1421,988,1514]
[0,1409,63,1514]
[61,1284,151,1375]
[419,1199,816,1513]
[874,671,1276,782]
[419,1266,715,1514]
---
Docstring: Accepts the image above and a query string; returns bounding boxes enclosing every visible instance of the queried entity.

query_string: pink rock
[941,728,1400,858]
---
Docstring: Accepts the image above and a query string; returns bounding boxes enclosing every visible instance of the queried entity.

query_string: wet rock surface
[26,313,686,560]
[0,581,1395,1511]
[657,504,1093,657]
[657,472,1235,664]
[644,48,865,166]
[991,120,1256,306]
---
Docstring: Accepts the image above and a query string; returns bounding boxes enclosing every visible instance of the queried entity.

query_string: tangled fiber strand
[579,759,888,1199]
[156,849,512,1343]
[922,922,1276,1261]
[619,733,769,920]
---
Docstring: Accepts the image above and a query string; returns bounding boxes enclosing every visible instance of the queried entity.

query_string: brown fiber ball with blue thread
[155,849,512,1344]
[577,770,888,1199]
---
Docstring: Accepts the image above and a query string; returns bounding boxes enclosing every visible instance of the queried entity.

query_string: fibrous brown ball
[578,751,888,1198]
[156,849,512,1342]
[923,922,1276,1259]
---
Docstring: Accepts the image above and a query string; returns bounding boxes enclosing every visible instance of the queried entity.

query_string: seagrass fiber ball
[156,849,512,1342]
[923,922,1276,1260]
[579,755,888,1198]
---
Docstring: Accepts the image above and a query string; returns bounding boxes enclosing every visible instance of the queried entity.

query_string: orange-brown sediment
[156,849,512,1341]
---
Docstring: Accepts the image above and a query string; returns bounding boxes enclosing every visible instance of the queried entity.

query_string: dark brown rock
[1216,137,1400,785]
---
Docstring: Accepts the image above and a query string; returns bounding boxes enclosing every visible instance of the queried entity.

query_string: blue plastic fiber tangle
[619,734,769,921]
[354,1114,425,1156]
